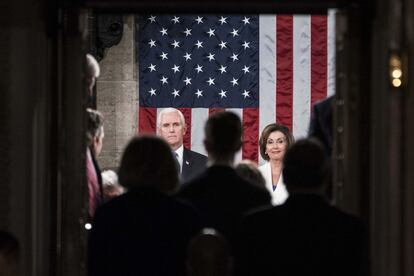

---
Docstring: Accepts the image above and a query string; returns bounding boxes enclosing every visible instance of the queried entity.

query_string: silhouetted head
[118,135,179,194]
[283,138,328,193]
[0,231,19,276]
[235,160,266,188]
[187,228,233,276]
[204,111,242,159]
[86,108,104,157]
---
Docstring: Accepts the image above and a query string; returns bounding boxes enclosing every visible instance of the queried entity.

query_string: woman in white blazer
[258,123,294,205]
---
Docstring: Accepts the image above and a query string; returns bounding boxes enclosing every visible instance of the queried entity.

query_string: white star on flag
[230,53,239,61]
[160,52,168,60]
[242,41,250,49]
[195,40,203,49]
[219,16,228,25]
[183,28,192,36]
[242,90,250,98]
[171,16,180,24]
[148,88,156,96]
[148,39,156,48]
[219,41,227,49]
[148,64,156,72]
[195,16,203,24]
[207,53,215,61]
[206,77,215,86]
[195,65,203,73]
[171,40,180,48]
[183,77,192,85]
[230,29,240,37]
[207,29,215,37]
[172,89,180,97]
[230,78,239,86]
[242,65,250,74]
[160,28,168,36]
[242,16,250,25]
[171,65,180,73]
[183,53,192,61]
[218,65,227,74]
[160,76,168,84]
[195,89,203,98]
[219,90,227,98]
[148,15,156,23]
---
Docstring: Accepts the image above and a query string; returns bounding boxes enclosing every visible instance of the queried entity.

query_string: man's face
[158,112,186,150]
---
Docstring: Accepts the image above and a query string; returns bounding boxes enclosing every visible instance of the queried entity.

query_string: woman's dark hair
[259,123,294,161]
[118,135,179,194]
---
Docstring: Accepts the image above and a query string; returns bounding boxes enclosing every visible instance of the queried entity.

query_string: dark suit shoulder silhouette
[236,194,367,276]
[182,148,208,181]
[88,187,202,276]
[309,95,334,156]
[179,165,271,245]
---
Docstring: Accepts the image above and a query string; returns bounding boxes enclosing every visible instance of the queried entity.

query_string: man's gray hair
[86,53,100,78]
[157,108,186,129]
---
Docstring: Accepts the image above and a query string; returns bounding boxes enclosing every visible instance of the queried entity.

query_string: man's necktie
[174,152,181,174]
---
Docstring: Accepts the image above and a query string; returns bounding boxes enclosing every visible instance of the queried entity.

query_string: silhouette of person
[88,135,202,276]
[178,111,271,247]
[187,228,233,276]
[236,138,368,276]
[309,95,334,156]
[158,108,208,181]
[0,231,19,276]
[235,160,266,188]
[86,108,105,218]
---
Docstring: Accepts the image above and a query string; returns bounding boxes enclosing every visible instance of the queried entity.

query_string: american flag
[137,13,335,164]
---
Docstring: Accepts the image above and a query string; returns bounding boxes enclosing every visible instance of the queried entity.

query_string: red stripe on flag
[178,108,191,150]
[138,107,157,134]
[209,108,225,116]
[276,16,293,131]
[311,15,328,108]
[242,108,259,163]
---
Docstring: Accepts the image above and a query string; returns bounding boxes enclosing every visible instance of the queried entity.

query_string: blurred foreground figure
[179,111,270,247]
[86,108,105,218]
[101,170,125,201]
[0,231,19,276]
[237,138,368,276]
[235,160,266,188]
[187,228,233,276]
[88,136,201,276]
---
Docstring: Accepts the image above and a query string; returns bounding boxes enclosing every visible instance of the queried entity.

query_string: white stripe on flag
[327,9,336,97]
[191,108,209,156]
[293,15,311,139]
[259,15,276,165]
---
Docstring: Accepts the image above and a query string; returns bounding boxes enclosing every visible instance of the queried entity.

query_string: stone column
[97,15,137,170]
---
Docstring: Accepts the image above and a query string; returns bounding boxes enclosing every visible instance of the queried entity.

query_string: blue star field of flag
[137,15,259,108]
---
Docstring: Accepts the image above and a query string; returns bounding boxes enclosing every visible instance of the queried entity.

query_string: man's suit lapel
[182,149,192,177]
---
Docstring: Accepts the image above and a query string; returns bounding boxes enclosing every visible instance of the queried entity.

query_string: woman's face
[265,131,287,161]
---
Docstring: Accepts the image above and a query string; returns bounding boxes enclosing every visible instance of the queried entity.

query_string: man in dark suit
[309,95,334,156]
[178,111,271,246]
[236,138,368,276]
[158,108,207,181]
